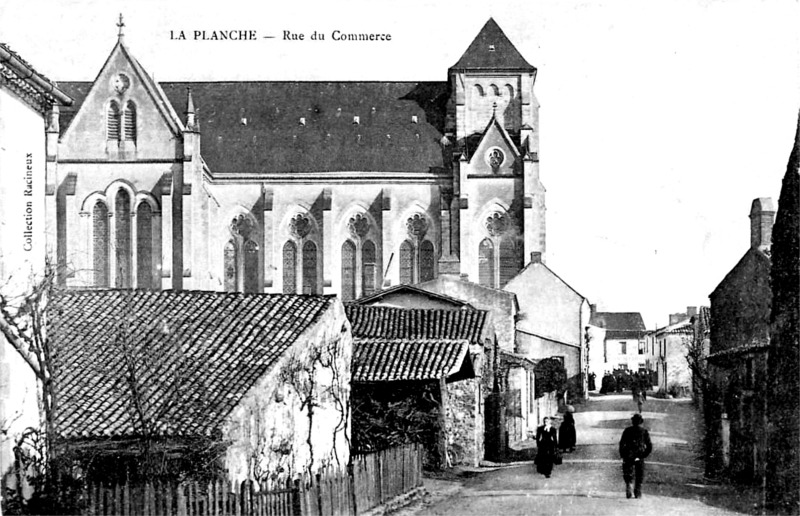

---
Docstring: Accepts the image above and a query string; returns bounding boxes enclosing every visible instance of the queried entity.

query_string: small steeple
[185,88,198,131]
[116,13,125,41]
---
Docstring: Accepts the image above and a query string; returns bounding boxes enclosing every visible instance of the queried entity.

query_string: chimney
[749,197,775,250]
[590,303,597,315]
[530,252,542,264]
[669,313,685,325]
[687,306,697,318]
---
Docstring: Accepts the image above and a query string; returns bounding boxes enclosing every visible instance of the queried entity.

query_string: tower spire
[117,13,125,41]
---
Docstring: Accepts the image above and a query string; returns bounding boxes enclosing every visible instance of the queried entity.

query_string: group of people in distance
[534,406,653,500]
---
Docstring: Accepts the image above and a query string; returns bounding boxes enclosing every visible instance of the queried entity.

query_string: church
[48,18,547,297]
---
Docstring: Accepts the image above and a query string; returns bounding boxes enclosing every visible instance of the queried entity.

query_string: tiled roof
[350,284,472,308]
[450,19,536,72]
[707,343,770,362]
[0,43,73,108]
[590,312,647,332]
[51,289,333,440]
[344,305,489,345]
[59,81,450,175]
[352,338,470,382]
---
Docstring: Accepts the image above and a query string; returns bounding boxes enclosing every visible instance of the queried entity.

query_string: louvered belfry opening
[419,240,435,283]
[499,238,522,287]
[123,101,137,142]
[243,240,259,293]
[107,101,121,140]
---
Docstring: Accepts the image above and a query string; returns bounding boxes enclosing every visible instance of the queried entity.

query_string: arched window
[224,240,237,292]
[283,241,297,294]
[478,238,494,287]
[107,101,121,141]
[419,240,435,282]
[362,240,377,297]
[243,240,259,293]
[505,84,514,98]
[399,240,414,285]
[474,84,485,97]
[490,84,500,96]
[93,201,109,287]
[341,240,357,302]
[123,101,137,142]
[136,202,153,289]
[302,241,318,294]
[115,190,131,288]
[499,238,522,287]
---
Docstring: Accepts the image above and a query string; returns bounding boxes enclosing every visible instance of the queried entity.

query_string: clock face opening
[113,73,130,94]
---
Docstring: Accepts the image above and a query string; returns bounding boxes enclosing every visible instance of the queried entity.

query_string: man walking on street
[619,413,652,499]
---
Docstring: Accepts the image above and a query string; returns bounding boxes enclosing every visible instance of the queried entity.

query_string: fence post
[292,478,301,516]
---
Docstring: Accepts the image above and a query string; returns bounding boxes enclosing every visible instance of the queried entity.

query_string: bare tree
[0,264,58,475]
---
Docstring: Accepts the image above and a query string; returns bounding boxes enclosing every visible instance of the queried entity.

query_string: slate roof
[51,289,333,440]
[59,80,450,175]
[352,339,471,382]
[591,312,647,340]
[450,18,536,72]
[344,305,489,345]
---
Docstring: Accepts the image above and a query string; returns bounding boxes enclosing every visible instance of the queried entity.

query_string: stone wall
[444,378,483,467]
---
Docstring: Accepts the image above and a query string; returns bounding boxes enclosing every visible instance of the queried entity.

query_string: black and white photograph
[0,0,798,514]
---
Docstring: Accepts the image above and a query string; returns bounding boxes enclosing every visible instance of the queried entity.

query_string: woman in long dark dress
[535,417,559,478]
[559,412,576,452]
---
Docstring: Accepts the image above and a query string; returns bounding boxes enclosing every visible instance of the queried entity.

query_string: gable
[466,117,520,175]
[351,284,471,309]
[59,41,182,160]
[710,247,772,299]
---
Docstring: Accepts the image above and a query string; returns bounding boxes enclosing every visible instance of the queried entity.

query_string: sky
[1,0,798,328]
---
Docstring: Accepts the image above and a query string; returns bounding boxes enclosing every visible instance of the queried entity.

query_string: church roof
[450,18,536,72]
[58,80,450,175]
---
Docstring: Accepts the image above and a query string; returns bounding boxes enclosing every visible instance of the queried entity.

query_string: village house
[0,43,72,486]
[504,253,591,399]
[49,289,352,485]
[649,308,698,394]
[587,311,648,384]
[344,304,491,467]
[353,281,539,456]
[706,197,774,484]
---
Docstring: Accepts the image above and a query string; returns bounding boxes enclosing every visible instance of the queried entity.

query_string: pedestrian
[534,416,559,478]
[559,410,576,453]
[618,413,653,499]
[633,387,644,413]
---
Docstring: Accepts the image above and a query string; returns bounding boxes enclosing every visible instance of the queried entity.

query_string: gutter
[0,45,73,106]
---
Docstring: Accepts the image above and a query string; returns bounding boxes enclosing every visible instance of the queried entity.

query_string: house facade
[504,254,591,398]
[0,43,72,484]
[49,19,547,300]
[50,290,352,484]
[706,198,774,484]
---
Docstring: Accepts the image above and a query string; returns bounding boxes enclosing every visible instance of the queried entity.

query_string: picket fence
[83,444,423,516]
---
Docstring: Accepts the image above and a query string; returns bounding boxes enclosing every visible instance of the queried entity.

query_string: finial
[117,13,125,39]
[492,101,497,116]
[185,88,197,131]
